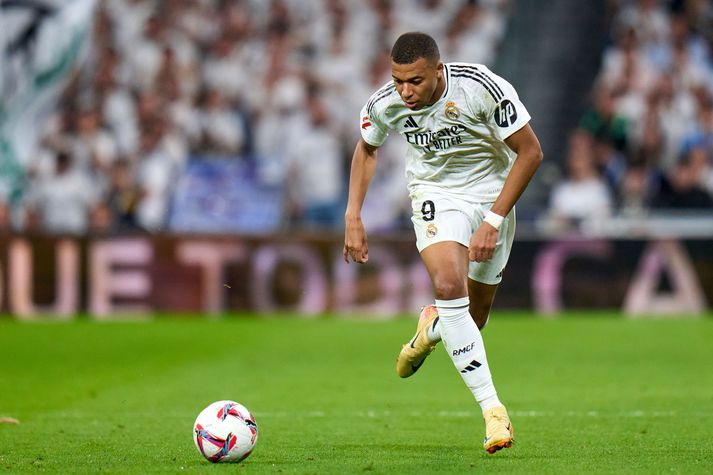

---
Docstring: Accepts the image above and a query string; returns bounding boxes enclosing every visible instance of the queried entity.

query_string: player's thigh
[412,193,479,299]
[467,204,516,285]
[411,193,473,253]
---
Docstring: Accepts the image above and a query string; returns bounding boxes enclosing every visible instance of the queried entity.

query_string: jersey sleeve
[466,65,531,142]
[359,101,389,147]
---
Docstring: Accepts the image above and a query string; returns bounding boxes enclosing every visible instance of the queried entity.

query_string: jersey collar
[442,63,450,99]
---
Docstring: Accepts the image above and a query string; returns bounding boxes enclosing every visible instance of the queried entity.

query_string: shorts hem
[417,236,469,253]
[467,275,502,285]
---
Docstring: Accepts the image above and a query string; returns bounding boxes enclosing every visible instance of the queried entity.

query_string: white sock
[436,297,502,412]
[426,308,489,342]
[426,305,442,343]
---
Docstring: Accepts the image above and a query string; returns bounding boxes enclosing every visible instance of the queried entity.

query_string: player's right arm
[343,138,379,264]
[344,89,391,263]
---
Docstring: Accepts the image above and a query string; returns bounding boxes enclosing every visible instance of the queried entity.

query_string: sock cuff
[435,296,470,318]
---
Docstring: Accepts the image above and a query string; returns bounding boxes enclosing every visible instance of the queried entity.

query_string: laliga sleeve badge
[426,223,438,238]
[444,101,460,120]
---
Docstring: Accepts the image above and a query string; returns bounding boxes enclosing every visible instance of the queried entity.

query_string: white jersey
[360,62,531,203]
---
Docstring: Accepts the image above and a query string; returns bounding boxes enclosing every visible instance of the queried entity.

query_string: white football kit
[359,63,531,284]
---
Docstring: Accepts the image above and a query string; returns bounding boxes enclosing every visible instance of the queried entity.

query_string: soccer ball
[193,400,258,463]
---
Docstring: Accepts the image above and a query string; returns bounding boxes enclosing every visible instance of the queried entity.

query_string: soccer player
[343,32,543,454]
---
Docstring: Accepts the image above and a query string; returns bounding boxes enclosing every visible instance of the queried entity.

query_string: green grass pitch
[1,313,712,473]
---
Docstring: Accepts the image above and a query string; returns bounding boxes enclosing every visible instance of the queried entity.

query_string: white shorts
[411,192,516,285]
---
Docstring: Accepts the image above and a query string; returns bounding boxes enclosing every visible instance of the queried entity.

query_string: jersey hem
[408,184,500,204]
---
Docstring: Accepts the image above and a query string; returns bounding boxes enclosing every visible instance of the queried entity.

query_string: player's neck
[425,76,447,107]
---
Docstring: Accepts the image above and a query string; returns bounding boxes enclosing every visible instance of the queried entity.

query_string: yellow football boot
[483,405,514,454]
[396,305,439,378]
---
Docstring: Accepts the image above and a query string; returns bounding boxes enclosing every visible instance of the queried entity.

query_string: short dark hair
[390,32,440,65]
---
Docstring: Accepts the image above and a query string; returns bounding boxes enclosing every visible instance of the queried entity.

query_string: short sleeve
[359,103,389,147]
[466,65,531,142]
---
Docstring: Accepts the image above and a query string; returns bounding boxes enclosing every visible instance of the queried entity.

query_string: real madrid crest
[445,101,460,120]
[426,223,438,238]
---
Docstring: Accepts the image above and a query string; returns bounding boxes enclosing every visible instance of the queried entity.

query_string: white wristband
[483,210,505,230]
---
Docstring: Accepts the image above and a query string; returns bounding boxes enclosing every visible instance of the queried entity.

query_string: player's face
[391,57,444,110]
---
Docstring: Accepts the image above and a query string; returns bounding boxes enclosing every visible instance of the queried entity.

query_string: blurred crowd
[0,0,508,235]
[547,0,713,232]
[7,0,709,238]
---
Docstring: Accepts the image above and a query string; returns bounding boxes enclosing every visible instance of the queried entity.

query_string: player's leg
[401,282,495,355]
[419,241,512,453]
[463,205,517,453]
[466,282,513,453]
[396,196,500,377]
[414,281,495,346]
[402,205,511,354]
[467,202,516,328]
[395,239,464,378]
[396,195,471,378]
[419,241,505,404]
[468,279,498,330]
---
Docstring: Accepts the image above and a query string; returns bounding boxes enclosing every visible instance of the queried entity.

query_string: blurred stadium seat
[168,157,283,233]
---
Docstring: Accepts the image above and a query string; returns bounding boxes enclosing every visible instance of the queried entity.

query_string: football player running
[343,32,543,454]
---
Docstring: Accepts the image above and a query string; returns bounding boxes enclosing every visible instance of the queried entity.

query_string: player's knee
[432,277,467,301]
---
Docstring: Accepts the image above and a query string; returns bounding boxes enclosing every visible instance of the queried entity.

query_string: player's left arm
[491,124,543,218]
[469,124,543,262]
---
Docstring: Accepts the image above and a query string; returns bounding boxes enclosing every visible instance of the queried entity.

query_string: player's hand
[469,222,498,262]
[343,217,369,263]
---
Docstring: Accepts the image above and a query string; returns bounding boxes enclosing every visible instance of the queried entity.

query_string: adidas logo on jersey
[404,116,419,128]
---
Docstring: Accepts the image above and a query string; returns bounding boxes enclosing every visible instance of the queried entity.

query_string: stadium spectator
[599,26,656,123]
[681,99,713,157]
[134,121,176,231]
[618,114,666,216]
[125,15,166,91]
[202,31,247,102]
[283,88,344,229]
[71,107,119,174]
[547,131,614,230]
[687,143,713,196]
[579,85,629,153]
[653,152,713,208]
[106,160,142,231]
[198,88,247,156]
[24,151,100,235]
[618,163,659,216]
[95,50,141,156]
